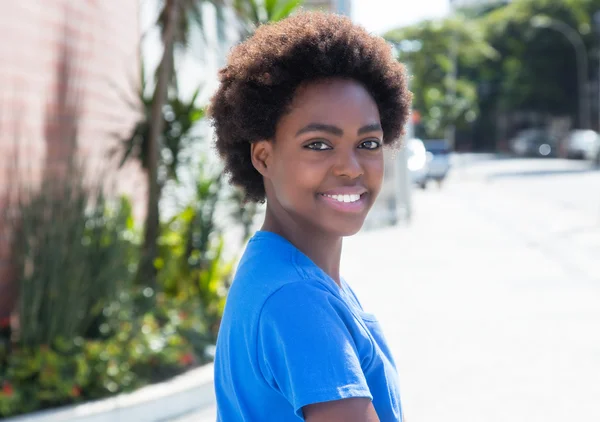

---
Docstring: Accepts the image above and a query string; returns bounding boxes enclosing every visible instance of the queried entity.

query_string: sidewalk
[342,186,600,422]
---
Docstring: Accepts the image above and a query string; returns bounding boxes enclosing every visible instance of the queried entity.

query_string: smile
[321,193,362,203]
[318,192,368,213]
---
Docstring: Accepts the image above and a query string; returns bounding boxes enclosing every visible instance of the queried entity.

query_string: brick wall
[0,1,147,318]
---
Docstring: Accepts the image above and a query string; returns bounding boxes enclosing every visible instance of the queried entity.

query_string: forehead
[282,78,380,127]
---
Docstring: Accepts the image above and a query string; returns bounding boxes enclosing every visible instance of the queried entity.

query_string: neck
[261,204,343,286]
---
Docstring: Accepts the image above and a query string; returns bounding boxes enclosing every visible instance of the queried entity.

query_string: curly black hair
[209,11,412,203]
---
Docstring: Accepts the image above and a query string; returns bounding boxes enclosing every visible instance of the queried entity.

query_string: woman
[209,11,412,422]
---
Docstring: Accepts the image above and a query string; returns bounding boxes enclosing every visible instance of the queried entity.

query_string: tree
[468,0,599,148]
[385,17,498,140]
[386,0,600,149]
[137,0,180,287]
[140,0,217,287]
[480,0,596,116]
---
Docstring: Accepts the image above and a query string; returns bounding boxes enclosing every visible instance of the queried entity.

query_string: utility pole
[593,11,600,131]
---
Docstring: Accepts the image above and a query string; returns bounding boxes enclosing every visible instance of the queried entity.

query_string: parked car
[509,128,558,158]
[423,139,452,187]
[406,138,429,189]
[560,129,600,160]
[583,134,600,166]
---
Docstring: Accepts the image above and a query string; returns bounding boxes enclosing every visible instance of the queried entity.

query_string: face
[252,78,385,237]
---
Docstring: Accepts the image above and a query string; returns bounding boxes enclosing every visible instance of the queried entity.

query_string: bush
[8,164,138,347]
[0,151,243,418]
[0,290,208,418]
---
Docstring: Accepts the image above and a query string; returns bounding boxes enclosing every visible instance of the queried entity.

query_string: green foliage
[0,1,290,418]
[232,0,304,35]
[0,288,211,418]
[9,165,138,348]
[386,0,600,146]
[119,75,205,184]
[0,160,235,417]
[386,16,498,138]
[156,161,235,339]
[479,0,596,114]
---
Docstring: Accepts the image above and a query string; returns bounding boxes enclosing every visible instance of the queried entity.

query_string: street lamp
[531,15,590,129]
[593,11,600,132]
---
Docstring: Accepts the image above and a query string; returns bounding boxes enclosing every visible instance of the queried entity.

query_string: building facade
[0,0,146,319]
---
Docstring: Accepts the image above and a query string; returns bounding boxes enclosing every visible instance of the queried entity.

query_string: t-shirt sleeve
[256,282,374,417]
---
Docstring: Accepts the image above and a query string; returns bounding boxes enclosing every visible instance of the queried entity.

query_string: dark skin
[251,78,384,284]
[250,78,385,421]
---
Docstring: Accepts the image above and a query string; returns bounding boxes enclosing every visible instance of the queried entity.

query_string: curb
[5,363,215,422]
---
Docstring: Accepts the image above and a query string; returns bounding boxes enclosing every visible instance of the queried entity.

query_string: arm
[303,397,380,422]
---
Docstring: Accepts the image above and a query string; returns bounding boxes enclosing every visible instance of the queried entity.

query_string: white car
[562,130,600,159]
[406,138,429,189]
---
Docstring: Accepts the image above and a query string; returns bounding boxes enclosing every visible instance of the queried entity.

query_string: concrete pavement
[176,157,600,421]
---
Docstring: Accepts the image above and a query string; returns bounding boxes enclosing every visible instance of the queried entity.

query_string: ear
[250,140,272,178]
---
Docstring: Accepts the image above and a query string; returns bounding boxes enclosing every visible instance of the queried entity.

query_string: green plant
[156,168,235,338]
[119,80,205,184]
[9,163,137,348]
[117,60,207,288]
[0,290,208,418]
[232,0,304,36]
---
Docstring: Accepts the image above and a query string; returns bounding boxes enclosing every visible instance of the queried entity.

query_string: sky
[352,0,451,35]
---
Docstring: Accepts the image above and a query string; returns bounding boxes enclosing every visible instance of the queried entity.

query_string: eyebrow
[295,122,382,137]
[358,123,383,135]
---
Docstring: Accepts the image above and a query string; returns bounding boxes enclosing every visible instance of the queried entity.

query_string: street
[174,156,600,422]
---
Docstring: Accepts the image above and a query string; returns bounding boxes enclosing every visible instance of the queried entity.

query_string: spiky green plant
[9,163,137,347]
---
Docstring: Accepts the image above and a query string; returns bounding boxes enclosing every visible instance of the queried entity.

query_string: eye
[305,141,332,151]
[359,139,381,150]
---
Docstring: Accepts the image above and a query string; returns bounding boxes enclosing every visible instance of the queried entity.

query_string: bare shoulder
[303,397,380,422]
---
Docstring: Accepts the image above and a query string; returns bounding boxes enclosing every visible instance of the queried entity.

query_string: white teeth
[323,194,361,203]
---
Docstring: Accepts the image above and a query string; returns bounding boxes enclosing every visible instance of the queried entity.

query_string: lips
[318,187,369,213]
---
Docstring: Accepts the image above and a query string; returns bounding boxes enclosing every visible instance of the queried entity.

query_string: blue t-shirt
[214,231,403,421]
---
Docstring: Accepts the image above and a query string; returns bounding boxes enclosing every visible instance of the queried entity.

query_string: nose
[332,149,364,179]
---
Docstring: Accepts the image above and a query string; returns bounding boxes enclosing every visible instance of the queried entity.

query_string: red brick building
[0,1,146,318]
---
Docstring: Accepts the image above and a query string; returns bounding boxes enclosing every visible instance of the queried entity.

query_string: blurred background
[0,0,599,421]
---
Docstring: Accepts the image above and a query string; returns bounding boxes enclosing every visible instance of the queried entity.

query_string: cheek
[271,159,322,204]
[368,155,385,191]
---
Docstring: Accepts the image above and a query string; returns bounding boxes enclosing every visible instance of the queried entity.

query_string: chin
[324,219,366,238]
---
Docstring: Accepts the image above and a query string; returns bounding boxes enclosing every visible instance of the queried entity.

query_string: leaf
[265,0,278,17]
[271,0,303,22]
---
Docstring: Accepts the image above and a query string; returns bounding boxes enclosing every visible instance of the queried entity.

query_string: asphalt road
[172,157,600,422]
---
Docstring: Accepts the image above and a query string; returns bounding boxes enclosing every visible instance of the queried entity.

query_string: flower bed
[0,291,214,418]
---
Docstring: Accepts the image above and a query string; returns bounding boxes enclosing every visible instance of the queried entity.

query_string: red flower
[0,317,10,328]
[71,386,81,397]
[178,352,194,366]
[2,382,14,396]
[178,312,188,320]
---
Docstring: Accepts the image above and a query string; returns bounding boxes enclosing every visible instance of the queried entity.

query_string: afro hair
[209,11,412,203]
